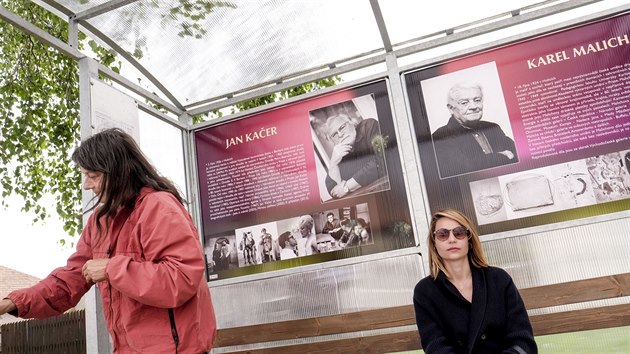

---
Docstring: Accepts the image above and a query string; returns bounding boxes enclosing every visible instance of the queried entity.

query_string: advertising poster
[195,81,413,280]
[405,11,630,235]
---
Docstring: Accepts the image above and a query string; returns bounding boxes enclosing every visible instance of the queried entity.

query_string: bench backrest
[213,273,630,353]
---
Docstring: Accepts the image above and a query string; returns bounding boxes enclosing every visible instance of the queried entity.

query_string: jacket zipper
[168,308,180,354]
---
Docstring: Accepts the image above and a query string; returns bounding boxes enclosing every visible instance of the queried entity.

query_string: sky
[0,0,625,279]
[0,195,74,278]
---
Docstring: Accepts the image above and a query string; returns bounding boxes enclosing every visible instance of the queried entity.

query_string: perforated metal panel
[209,253,424,328]
[483,217,630,289]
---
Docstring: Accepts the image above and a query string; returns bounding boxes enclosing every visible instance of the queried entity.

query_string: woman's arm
[501,278,538,354]
[413,287,458,354]
[106,195,206,309]
[5,227,95,319]
[0,299,16,315]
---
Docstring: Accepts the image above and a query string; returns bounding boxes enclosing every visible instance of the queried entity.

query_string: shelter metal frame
[4,1,605,117]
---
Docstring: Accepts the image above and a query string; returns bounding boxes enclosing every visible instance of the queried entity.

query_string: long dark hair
[72,128,184,233]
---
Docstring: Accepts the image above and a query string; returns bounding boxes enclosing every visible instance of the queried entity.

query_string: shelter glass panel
[54,0,113,14]
[84,0,383,105]
[380,0,542,46]
[138,111,187,198]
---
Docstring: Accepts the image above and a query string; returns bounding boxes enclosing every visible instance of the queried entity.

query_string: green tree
[200,76,341,122]
[0,0,341,244]
[2,0,85,243]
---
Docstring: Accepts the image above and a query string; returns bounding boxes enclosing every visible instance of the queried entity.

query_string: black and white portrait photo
[309,94,390,202]
[204,233,237,276]
[421,62,519,179]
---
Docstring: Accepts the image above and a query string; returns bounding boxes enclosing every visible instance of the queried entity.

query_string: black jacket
[413,266,537,354]
[432,117,518,178]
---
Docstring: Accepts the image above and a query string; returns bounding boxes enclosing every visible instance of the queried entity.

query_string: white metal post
[384,52,430,275]
[79,56,113,354]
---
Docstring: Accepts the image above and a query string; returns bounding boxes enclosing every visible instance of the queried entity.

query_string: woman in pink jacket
[0,128,216,354]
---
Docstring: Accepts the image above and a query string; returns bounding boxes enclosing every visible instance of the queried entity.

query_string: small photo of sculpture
[586,151,630,203]
[504,173,554,211]
[549,160,596,210]
[469,177,508,225]
[497,167,562,219]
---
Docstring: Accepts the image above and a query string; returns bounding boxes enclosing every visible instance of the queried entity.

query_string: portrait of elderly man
[323,113,385,199]
[432,82,518,178]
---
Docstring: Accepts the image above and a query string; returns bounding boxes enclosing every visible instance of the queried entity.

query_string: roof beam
[97,63,184,116]
[369,0,392,52]
[36,0,75,17]
[187,52,386,116]
[184,47,383,110]
[0,5,84,60]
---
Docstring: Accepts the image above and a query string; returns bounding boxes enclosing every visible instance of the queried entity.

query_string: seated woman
[413,208,537,354]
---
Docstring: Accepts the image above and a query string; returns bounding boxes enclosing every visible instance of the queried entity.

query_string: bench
[213,272,630,353]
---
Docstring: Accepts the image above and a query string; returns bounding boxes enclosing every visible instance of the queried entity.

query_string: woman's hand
[82,259,110,283]
[0,298,17,315]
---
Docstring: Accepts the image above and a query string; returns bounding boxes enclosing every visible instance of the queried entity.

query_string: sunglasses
[433,226,470,242]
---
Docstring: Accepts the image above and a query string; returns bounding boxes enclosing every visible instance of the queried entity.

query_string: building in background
[0,265,41,326]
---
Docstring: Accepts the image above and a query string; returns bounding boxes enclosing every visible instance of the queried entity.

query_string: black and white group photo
[204,202,374,274]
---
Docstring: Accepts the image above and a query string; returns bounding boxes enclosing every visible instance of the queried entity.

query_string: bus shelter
[1,0,629,352]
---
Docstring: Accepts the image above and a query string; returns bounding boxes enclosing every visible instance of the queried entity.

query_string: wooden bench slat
[225,331,421,354]
[521,273,630,309]
[215,273,630,350]
[220,304,630,354]
[530,303,630,336]
[215,305,416,347]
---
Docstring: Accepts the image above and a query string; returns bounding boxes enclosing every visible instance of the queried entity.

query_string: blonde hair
[427,208,489,279]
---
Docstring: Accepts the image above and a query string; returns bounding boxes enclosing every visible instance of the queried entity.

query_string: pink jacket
[8,187,216,353]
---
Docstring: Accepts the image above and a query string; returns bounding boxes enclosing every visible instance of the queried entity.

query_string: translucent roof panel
[84,0,383,106]
[54,0,115,14]
[380,0,548,46]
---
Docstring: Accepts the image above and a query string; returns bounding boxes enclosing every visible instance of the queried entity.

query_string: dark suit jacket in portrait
[325,118,385,193]
[432,117,518,178]
[413,266,537,354]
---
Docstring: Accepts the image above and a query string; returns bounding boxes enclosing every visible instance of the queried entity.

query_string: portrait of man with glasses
[323,113,384,199]
[431,81,518,179]
[309,95,391,202]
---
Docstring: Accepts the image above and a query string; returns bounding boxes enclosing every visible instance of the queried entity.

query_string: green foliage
[371,134,389,155]
[196,76,342,123]
[0,0,121,243]
[89,39,121,74]
[234,77,341,113]
[0,0,82,243]
[107,0,238,60]
[165,0,237,39]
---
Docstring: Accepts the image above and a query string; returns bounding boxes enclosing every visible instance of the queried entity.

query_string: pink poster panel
[195,81,413,280]
[406,11,630,234]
